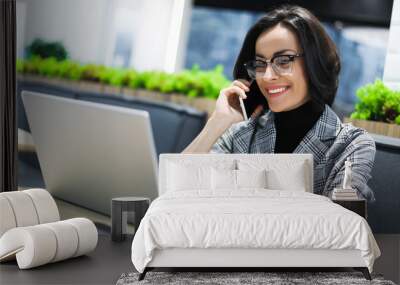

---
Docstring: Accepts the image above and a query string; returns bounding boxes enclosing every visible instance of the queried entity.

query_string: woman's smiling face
[255,23,309,112]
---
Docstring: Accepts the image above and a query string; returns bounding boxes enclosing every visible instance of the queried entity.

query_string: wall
[17,0,112,64]
[383,0,400,90]
[16,0,192,72]
[16,1,27,58]
[129,0,192,72]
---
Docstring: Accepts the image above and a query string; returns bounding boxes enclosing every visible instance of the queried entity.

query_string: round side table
[111,197,150,242]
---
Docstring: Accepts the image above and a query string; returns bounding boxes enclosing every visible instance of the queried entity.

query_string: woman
[183,5,376,202]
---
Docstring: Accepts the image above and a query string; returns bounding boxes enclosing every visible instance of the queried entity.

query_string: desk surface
[0,225,133,285]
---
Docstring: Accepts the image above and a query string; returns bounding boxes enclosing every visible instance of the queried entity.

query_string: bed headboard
[158,153,314,196]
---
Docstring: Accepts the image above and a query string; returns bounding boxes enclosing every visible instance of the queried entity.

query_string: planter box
[125,89,216,118]
[19,74,84,92]
[121,87,137,97]
[135,89,169,102]
[190,97,215,117]
[18,74,217,118]
[79,80,104,93]
[102,85,124,95]
[344,117,400,138]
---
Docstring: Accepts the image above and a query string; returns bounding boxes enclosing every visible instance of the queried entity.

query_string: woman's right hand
[212,79,251,125]
[182,79,263,153]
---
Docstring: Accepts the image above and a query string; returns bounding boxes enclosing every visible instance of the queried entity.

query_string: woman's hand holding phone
[182,79,264,153]
[213,79,252,125]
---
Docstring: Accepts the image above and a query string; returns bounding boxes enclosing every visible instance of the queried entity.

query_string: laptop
[22,91,159,216]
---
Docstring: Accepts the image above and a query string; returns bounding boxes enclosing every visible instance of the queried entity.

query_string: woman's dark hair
[234,5,341,113]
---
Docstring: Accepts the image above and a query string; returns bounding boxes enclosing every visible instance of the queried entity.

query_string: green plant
[36,57,60,77]
[171,64,230,98]
[16,57,231,99]
[98,67,131,87]
[57,59,84,81]
[350,79,400,125]
[81,64,106,82]
[144,71,161,90]
[26,39,68,61]
[16,59,24,73]
[127,70,145,89]
[21,56,40,74]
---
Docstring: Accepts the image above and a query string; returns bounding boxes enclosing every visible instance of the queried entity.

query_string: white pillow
[211,168,268,190]
[167,163,211,191]
[211,168,236,190]
[266,167,307,191]
[236,169,267,189]
[237,159,308,191]
[167,160,236,192]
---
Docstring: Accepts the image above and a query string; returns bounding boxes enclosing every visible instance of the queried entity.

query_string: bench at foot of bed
[137,267,372,281]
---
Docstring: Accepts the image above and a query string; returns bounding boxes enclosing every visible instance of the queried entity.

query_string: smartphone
[240,80,268,120]
[238,96,248,120]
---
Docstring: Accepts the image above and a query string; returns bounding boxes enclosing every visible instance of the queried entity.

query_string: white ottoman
[0,189,98,269]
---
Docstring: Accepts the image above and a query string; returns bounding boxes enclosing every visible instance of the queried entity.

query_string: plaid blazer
[210,105,376,202]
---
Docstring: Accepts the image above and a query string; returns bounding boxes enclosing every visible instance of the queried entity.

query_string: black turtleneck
[274,100,323,153]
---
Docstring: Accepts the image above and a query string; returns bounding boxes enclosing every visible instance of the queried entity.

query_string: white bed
[131,154,380,280]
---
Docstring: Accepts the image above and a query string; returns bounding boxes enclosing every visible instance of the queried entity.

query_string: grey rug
[116,271,396,285]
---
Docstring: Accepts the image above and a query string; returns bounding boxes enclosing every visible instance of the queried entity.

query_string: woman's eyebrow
[274,49,297,56]
[255,49,297,59]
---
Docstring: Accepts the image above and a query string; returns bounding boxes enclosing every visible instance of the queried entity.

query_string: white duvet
[131,190,380,273]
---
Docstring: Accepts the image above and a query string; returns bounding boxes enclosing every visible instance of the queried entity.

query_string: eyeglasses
[244,53,304,79]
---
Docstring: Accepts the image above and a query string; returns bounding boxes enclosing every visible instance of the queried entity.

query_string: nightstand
[111,197,150,242]
[332,199,367,219]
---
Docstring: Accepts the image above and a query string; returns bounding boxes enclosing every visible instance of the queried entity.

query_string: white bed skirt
[148,248,366,268]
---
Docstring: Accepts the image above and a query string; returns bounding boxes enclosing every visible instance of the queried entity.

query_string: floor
[1,232,399,284]
[2,199,399,285]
